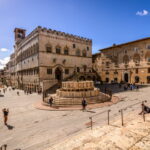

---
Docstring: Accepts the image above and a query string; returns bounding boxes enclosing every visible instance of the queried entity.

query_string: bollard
[142,101,147,122]
[142,101,145,122]
[89,117,93,130]
[119,109,124,126]
[42,90,45,102]
[4,144,7,150]
[107,110,111,125]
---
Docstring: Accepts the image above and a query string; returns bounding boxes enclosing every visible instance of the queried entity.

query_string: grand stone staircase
[45,73,75,95]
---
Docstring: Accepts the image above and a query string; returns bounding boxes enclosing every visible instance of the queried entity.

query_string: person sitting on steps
[139,103,150,115]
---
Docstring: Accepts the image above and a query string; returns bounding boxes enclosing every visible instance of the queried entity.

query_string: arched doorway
[106,78,109,83]
[93,76,96,81]
[147,76,150,83]
[87,76,92,80]
[79,76,86,81]
[55,67,62,81]
[135,76,140,83]
[114,78,118,83]
[124,73,128,82]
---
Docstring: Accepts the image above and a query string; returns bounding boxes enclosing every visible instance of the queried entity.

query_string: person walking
[2,108,9,125]
[49,97,53,107]
[136,85,139,91]
[17,91,19,96]
[82,98,87,111]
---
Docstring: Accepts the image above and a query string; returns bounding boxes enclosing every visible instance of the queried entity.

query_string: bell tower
[14,28,26,43]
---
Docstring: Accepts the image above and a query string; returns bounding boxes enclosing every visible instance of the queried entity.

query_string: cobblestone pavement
[0,86,150,150]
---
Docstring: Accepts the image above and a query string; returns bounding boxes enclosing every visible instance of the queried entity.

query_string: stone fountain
[44,81,110,106]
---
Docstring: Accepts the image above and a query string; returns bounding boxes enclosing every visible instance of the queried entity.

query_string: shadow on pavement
[6,124,14,130]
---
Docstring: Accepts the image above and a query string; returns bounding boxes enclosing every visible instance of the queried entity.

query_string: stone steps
[48,94,110,106]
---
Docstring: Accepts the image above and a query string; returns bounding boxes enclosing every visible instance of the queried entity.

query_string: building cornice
[99,37,150,52]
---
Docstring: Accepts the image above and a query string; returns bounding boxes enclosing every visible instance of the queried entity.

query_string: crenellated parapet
[36,26,92,45]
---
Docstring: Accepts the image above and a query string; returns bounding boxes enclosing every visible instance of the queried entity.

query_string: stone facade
[93,38,150,84]
[7,27,93,92]
[0,69,4,86]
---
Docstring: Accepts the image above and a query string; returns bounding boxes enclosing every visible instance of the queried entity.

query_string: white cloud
[136,10,149,16]
[0,48,9,52]
[0,57,10,69]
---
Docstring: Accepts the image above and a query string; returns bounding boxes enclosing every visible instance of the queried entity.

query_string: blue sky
[0,0,150,68]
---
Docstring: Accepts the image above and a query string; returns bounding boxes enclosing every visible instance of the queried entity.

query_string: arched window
[83,65,87,72]
[64,46,69,55]
[56,45,61,54]
[135,76,140,83]
[114,71,118,74]
[32,46,35,55]
[106,71,109,75]
[123,55,129,64]
[77,67,80,72]
[113,56,118,66]
[82,50,87,57]
[147,76,150,83]
[46,44,52,53]
[76,49,80,56]
[147,58,150,62]
[133,53,140,63]
[145,51,150,62]
[35,43,39,53]
[33,45,36,54]
[106,78,109,82]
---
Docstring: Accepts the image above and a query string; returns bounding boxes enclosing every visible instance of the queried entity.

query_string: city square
[1,0,150,150]
[0,85,150,149]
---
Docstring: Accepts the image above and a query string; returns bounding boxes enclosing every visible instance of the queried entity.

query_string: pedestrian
[2,108,9,125]
[109,90,112,98]
[124,86,126,91]
[82,98,87,111]
[139,103,150,115]
[49,97,53,107]
[17,91,19,96]
[119,83,121,88]
[130,84,133,91]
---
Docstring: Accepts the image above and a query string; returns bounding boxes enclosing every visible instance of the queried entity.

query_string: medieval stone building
[7,27,94,92]
[93,38,150,84]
